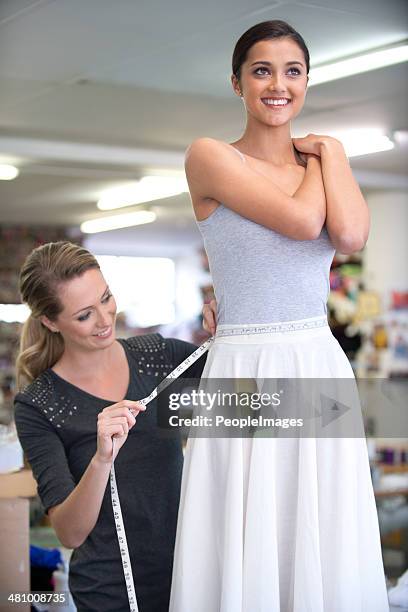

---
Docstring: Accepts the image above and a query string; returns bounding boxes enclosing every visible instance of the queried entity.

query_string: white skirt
[169,316,389,612]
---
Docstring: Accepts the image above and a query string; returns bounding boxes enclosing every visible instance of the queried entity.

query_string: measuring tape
[110,336,214,611]
[216,317,328,337]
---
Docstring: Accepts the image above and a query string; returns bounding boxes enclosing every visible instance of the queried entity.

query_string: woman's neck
[233,121,297,166]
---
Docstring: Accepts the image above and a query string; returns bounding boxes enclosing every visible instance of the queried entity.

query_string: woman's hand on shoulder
[95,400,146,464]
[185,138,305,238]
[292,134,342,156]
[185,137,328,240]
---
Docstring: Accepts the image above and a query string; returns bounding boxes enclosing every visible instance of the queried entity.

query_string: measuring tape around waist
[215,317,329,337]
[110,336,214,611]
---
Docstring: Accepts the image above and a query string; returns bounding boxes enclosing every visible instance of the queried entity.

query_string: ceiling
[0,0,407,255]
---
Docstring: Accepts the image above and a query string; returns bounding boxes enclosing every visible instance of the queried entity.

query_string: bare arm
[49,400,144,549]
[319,138,369,253]
[295,155,326,235]
[185,138,326,240]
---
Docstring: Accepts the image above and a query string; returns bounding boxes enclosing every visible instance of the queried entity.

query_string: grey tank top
[197,147,336,325]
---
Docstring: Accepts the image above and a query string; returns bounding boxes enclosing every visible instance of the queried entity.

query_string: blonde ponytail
[16,315,64,389]
[15,241,100,390]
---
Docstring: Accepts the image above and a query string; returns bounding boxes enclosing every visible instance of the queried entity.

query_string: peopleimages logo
[168,390,282,411]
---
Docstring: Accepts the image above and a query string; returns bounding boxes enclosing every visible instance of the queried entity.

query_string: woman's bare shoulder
[185,137,235,165]
[184,138,244,216]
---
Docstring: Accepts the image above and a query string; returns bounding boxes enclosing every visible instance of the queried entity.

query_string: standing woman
[13,241,208,612]
[170,20,389,612]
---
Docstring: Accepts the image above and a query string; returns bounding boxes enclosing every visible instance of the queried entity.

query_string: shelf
[375,488,408,498]
[378,464,408,474]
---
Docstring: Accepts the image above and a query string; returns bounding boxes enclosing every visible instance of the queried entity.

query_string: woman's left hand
[202,299,217,336]
[292,134,340,156]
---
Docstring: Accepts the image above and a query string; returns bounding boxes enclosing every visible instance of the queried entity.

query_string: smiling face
[232,37,309,126]
[41,268,117,353]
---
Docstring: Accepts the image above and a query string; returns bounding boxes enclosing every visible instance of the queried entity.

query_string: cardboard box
[0,471,37,611]
[0,469,37,499]
[0,498,30,611]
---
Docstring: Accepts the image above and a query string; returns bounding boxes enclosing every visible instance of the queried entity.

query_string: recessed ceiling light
[309,43,408,86]
[0,164,19,180]
[81,210,157,233]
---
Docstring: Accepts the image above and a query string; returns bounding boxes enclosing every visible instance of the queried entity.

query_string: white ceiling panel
[0,0,55,25]
[0,0,406,238]
[0,0,280,82]
[83,0,407,96]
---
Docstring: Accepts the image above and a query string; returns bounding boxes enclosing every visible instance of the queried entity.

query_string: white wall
[364,190,408,308]
[174,252,208,324]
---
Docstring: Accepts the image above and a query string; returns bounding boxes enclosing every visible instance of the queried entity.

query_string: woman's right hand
[202,298,217,336]
[95,400,146,464]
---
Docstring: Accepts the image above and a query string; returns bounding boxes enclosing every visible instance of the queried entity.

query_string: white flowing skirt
[169,316,389,612]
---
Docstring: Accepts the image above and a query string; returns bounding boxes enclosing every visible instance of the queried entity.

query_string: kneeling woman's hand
[96,401,145,463]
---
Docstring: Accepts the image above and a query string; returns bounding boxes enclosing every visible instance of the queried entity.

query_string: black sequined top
[14,334,207,612]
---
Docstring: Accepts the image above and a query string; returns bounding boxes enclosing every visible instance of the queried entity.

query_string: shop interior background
[0,0,407,609]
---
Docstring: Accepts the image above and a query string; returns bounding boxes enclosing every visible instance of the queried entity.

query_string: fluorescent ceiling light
[81,210,157,234]
[0,164,19,180]
[309,43,408,86]
[329,128,394,157]
[97,175,189,211]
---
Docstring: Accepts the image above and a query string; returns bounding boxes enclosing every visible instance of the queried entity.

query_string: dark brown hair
[232,20,310,81]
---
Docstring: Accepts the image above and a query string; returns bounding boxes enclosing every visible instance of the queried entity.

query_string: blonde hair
[16,241,100,388]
